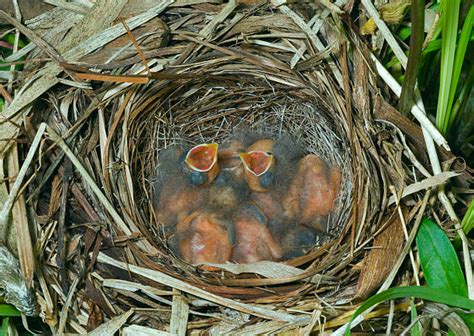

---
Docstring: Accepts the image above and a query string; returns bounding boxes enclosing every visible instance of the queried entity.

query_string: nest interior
[2,1,466,334]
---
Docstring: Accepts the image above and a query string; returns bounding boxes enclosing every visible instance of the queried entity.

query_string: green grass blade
[447,4,474,129]
[422,34,474,56]
[410,301,421,336]
[0,305,20,317]
[461,200,474,234]
[1,317,9,336]
[435,0,460,134]
[416,218,467,297]
[345,286,474,335]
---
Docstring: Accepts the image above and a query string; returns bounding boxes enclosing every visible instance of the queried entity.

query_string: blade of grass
[1,317,9,336]
[345,287,474,335]
[410,301,421,336]
[447,4,474,129]
[461,200,474,234]
[435,0,460,133]
[0,304,20,317]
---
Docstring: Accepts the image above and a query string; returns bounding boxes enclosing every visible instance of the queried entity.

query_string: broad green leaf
[417,218,474,332]
[416,218,467,297]
[435,0,460,133]
[0,305,20,317]
[345,286,474,335]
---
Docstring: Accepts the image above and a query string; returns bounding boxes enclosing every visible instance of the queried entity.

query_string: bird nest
[1,1,469,334]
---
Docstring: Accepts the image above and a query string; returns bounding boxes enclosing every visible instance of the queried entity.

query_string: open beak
[185,143,219,183]
[240,151,274,176]
[185,143,218,171]
[240,151,274,192]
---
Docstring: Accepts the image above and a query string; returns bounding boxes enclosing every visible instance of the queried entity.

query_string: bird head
[239,150,275,192]
[184,143,219,186]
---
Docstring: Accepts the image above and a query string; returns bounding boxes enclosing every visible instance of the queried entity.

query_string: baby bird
[239,139,276,192]
[284,154,341,231]
[152,143,219,230]
[184,143,220,186]
[239,135,302,232]
[205,137,249,209]
[174,210,235,266]
[231,203,283,263]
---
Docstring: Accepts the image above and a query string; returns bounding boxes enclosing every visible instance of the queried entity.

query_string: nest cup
[124,60,355,286]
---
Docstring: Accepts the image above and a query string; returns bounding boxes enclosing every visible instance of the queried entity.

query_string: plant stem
[399,0,425,115]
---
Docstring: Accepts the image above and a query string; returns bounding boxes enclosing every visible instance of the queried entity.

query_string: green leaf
[1,317,9,336]
[345,286,474,336]
[461,200,474,234]
[435,0,460,134]
[398,26,412,41]
[416,218,467,297]
[417,218,474,333]
[447,4,474,128]
[2,33,26,49]
[0,305,20,317]
[410,301,421,336]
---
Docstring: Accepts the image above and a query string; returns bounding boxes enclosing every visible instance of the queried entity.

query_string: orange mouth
[185,143,219,172]
[240,151,273,176]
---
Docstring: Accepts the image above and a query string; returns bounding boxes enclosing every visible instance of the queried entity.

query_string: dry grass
[0,1,470,334]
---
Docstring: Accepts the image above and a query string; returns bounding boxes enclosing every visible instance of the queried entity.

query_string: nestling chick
[152,143,219,230]
[284,154,341,231]
[174,209,236,265]
[240,139,276,192]
[231,203,283,263]
[279,225,320,259]
[240,134,302,234]
[204,137,249,209]
[184,143,220,186]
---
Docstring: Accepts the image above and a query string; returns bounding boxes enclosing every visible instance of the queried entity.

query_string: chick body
[175,210,235,265]
[153,144,219,230]
[284,154,341,231]
[231,203,283,263]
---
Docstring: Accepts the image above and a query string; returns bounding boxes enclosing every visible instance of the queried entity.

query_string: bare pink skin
[284,154,341,228]
[176,211,233,266]
[154,181,206,228]
[231,205,282,263]
[250,191,284,222]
